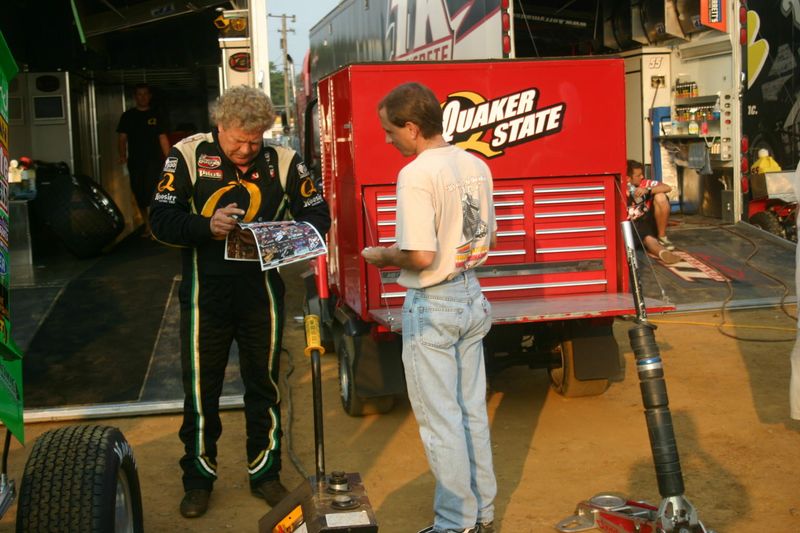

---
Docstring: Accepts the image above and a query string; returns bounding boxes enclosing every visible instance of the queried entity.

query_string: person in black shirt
[117,83,170,235]
[150,85,330,519]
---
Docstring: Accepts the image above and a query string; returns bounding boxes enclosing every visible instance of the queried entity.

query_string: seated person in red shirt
[626,159,679,264]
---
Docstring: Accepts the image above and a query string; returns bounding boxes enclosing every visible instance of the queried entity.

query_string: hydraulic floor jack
[258,314,378,533]
[556,221,713,533]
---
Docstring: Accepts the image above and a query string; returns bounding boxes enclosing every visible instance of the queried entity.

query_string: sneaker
[476,521,495,533]
[179,489,210,518]
[658,249,680,265]
[657,236,675,250]
[251,478,289,506]
[417,527,477,533]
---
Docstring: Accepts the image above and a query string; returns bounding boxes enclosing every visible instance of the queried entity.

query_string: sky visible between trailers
[267,0,341,69]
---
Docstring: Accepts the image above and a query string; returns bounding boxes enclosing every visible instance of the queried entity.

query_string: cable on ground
[280,346,310,480]
[678,220,796,342]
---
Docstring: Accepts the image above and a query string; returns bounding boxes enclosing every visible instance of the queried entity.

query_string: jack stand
[258,314,378,533]
[555,221,713,533]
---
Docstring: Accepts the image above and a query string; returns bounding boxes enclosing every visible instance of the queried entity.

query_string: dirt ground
[2,301,799,532]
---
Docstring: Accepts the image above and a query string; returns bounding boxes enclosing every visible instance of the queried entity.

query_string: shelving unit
[655,90,734,162]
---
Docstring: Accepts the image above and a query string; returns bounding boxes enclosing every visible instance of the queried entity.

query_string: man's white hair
[211,85,275,132]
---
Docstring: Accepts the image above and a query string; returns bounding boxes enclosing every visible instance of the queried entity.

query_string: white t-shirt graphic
[394,145,496,289]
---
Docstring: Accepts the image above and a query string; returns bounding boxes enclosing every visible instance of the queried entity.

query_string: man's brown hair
[378,82,443,138]
[626,159,644,177]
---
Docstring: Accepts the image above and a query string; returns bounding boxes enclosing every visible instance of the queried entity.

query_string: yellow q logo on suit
[200,181,262,222]
[299,177,318,198]
[157,173,176,192]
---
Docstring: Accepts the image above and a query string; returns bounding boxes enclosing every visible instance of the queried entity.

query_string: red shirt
[626,178,658,220]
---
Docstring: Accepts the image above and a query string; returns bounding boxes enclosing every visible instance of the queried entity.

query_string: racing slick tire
[16,425,143,533]
[337,330,395,417]
[32,168,124,259]
[749,210,786,239]
[548,339,610,397]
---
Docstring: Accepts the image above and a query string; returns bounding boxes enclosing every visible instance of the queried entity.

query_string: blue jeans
[402,270,497,531]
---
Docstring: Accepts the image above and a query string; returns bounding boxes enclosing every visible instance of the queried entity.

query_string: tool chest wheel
[16,424,143,533]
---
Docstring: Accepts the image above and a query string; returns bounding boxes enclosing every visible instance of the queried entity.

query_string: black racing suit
[150,131,330,492]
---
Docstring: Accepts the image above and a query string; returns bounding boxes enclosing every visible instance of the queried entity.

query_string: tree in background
[269,61,286,109]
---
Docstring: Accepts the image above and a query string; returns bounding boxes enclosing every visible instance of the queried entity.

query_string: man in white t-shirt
[362,82,497,533]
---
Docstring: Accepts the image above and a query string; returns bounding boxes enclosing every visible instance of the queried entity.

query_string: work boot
[180,489,210,518]
[252,478,289,506]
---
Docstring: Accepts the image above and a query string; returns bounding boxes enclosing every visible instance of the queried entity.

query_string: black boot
[180,489,210,518]
[251,479,289,506]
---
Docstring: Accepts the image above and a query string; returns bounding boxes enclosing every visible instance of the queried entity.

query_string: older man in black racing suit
[150,85,330,519]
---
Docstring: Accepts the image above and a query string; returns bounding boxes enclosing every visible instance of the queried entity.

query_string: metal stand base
[556,493,711,533]
[258,472,378,533]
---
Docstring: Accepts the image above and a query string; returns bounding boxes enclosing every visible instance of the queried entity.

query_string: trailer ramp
[638,221,796,312]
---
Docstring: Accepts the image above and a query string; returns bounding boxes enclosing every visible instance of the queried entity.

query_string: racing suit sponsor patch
[163,157,179,172]
[264,152,276,178]
[154,192,177,204]
[157,173,176,192]
[198,154,222,169]
[303,195,324,208]
[299,176,318,198]
[199,168,223,179]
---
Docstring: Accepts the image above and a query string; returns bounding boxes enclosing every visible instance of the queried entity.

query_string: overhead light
[677,34,731,60]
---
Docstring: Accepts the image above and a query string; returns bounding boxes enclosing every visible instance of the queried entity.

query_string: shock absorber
[556,223,711,533]
[622,220,705,532]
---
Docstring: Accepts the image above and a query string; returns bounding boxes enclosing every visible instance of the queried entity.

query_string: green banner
[0,31,24,443]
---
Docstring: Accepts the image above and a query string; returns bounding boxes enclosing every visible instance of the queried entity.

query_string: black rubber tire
[32,172,124,259]
[548,339,609,398]
[749,210,786,239]
[16,425,144,533]
[337,331,395,416]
